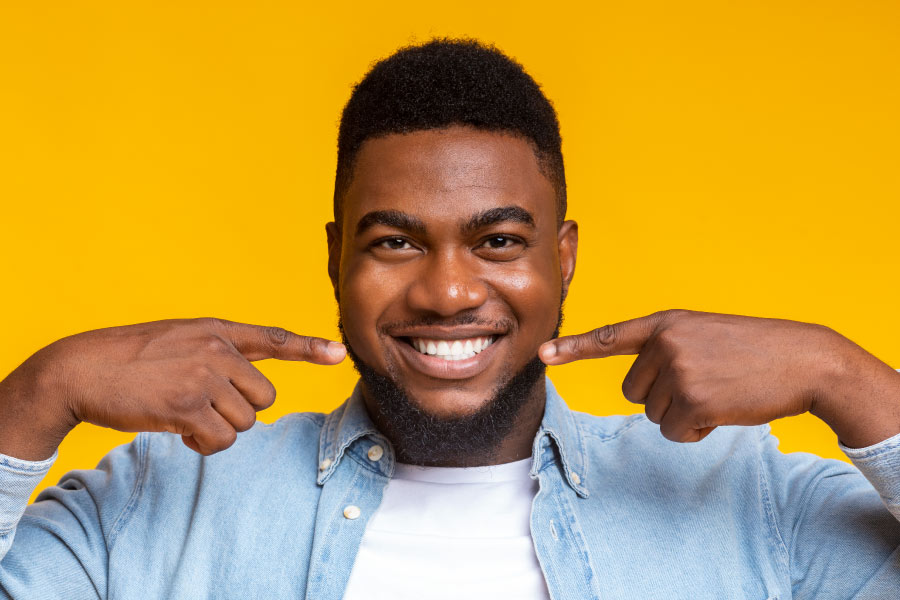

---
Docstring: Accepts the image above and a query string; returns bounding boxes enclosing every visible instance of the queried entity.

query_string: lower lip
[393,336,503,380]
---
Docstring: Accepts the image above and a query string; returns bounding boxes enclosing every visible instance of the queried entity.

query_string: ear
[557,220,578,301]
[325,221,342,302]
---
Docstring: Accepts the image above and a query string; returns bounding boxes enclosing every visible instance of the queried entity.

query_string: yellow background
[1,1,898,503]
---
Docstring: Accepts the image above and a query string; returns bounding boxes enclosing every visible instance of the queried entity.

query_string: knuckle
[656,328,679,349]
[663,308,690,320]
[235,413,256,432]
[189,363,215,382]
[236,412,257,432]
[171,390,203,414]
[621,377,641,404]
[589,324,617,348]
[645,404,664,424]
[659,422,677,441]
[261,381,277,407]
[220,428,238,449]
[197,317,225,330]
[299,335,319,357]
[202,336,229,354]
[668,356,691,378]
[678,390,705,410]
[263,326,289,347]
[660,424,690,443]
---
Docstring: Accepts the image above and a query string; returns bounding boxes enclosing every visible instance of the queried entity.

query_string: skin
[0,126,898,465]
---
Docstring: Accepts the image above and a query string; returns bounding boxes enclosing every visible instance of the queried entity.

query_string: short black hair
[333,38,566,227]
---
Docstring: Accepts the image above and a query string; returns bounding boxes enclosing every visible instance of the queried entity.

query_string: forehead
[342,126,556,227]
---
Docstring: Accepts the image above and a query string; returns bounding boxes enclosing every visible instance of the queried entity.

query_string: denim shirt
[2,377,900,599]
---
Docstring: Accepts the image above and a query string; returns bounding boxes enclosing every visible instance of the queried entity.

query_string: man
[1,38,898,599]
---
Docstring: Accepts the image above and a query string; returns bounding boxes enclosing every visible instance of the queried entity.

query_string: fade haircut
[333,38,567,227]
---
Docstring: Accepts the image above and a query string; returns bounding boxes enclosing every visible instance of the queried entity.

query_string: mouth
[404,335,496,361]
[389,332,505,380]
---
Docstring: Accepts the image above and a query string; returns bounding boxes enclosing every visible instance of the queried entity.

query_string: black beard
[338,311,562,466]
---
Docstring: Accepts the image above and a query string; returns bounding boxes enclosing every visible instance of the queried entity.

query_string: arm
[540,310,900,519]
[0,317,344,594]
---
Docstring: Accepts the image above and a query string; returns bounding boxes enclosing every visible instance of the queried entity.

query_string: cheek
[339,259,407,361]
[493,257,561,336]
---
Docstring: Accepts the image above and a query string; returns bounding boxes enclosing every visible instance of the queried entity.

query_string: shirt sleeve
[0,433,147,599]
[841,432,900,523]
[759,425,900,599]
[0,450,58,558]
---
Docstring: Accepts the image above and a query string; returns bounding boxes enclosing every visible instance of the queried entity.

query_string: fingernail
[327,342,346,358]
[540,343,557,359]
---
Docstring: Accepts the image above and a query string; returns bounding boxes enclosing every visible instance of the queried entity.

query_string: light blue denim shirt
[2,377,899,599]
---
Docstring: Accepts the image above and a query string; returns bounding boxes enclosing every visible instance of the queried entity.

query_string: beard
[338,309,562,466]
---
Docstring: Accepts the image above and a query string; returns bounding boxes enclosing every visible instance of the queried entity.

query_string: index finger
[538,312,666,366]
[210,318,346,364]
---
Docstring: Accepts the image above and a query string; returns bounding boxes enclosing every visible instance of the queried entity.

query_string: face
[327,126,577,460]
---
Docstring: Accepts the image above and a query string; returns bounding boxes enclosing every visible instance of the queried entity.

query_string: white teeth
[408,335,496,359]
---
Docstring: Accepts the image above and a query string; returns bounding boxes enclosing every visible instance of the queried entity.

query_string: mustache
[376,312,516,337]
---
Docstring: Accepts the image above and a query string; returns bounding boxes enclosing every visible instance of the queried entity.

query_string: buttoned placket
[529,432,603,600]
[304,432,394,600]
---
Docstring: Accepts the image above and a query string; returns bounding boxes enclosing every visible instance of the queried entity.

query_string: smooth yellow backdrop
[1,1,898,503]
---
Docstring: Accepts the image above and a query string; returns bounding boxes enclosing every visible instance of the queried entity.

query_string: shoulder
[572,410,771,477]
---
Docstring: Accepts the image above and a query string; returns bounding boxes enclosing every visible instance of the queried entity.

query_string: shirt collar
[316,380,384,485]
[318,376,589,497]
[532,377,590,497]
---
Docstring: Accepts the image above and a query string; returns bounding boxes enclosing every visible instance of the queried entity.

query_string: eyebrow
[353,204,536,237]
[355,210,427,236]
[461,205,535,234]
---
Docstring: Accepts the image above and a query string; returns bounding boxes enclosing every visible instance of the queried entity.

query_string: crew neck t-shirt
[342,457,551,599]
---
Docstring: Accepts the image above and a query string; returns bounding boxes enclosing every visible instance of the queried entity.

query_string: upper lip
[387,326,507,340]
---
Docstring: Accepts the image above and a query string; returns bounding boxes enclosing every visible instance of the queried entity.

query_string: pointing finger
[539,312,666,365]
[209,318,346,364]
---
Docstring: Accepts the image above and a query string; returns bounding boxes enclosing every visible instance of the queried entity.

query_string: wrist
[0,349,79,461]
[808,329,900,448]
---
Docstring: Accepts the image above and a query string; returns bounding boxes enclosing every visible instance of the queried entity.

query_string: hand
[0,318,346,459]
[539,309,900,445]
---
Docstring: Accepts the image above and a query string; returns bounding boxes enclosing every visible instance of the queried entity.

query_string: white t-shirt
[342,457,551,599]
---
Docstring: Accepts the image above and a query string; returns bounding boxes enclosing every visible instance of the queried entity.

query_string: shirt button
[318,458,332,471]
[570,471,581,485]
[367,444,384,462]
[343,505,361,520]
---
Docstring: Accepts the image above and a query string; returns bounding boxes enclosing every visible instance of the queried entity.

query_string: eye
[484,235,514,249]
[377,237,413,251]
[474,234,526,260]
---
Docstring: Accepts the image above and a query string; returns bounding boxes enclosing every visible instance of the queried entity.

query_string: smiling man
[1,39,900,599]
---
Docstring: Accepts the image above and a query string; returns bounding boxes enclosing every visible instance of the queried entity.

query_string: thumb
[539,314,663,365]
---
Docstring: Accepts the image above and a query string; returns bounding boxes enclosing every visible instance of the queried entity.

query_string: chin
[401,386,497,419]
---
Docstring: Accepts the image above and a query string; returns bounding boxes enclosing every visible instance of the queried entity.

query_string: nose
[406,249,489,317]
